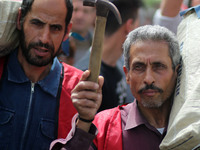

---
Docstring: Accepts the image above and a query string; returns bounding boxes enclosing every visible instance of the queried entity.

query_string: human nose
[39,26,51,44]
[143,68,155,85]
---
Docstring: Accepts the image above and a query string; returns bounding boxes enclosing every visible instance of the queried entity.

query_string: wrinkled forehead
[30,0,67,23]
[130,40,171,61]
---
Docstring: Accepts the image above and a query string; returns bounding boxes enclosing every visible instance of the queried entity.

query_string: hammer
[83,0,122,83]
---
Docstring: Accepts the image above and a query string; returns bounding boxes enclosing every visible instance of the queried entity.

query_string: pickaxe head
[83,0,122,24]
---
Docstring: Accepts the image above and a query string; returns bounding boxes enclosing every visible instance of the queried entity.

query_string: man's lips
[142,89,158,97]
[33,47,49,56]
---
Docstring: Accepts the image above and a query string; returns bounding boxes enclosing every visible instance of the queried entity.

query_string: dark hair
[105,0,143,36]
[20,0,73,33]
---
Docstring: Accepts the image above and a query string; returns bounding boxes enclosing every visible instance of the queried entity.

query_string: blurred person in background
[71,0,96,64]
[153,0,200,34]
[74,0,143,112]
[58,37,76,65]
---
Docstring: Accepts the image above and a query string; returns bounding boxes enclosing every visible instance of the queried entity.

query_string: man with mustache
[50,25,181,150]
[0,0,103,149]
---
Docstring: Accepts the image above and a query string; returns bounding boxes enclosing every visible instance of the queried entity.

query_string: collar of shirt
[122,100,167,135]
[123,100,149,131]
[180,5,200,18]
[7,49,62,98]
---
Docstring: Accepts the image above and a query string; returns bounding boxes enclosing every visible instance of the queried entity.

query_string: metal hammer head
[83,0,122,24]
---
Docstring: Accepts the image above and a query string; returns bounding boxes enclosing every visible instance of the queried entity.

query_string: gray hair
[123,25,181,71]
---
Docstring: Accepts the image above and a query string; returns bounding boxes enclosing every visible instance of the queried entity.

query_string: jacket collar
[7,49,62,97]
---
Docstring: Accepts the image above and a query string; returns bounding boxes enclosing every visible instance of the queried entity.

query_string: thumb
[97,76,104,93]
[80,70,90,81]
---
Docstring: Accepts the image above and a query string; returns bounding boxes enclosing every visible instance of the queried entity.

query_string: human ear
[63,22,72,41]
[123,66,130,84]
[125,18,139,34]
[17,7,22,30]
[175,64,181,77]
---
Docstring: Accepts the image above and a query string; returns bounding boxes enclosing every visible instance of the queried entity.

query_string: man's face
[124,40,177,109]
[71,0,95,36]
[19,0,67,66]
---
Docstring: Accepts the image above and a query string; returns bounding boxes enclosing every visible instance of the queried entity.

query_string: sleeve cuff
[50,113,98,150]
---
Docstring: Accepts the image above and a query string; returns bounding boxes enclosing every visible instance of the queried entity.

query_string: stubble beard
[141,96,166,108]
[140,91,174,109]
[19,28,61,67]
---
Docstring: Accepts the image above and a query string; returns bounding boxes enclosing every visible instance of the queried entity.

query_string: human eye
[30,19,44,27]
[50,25,62,32]
[153,62,166,70]
[132,63,145,72]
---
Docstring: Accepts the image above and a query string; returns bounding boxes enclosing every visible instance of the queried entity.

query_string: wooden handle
[87,16,106,83]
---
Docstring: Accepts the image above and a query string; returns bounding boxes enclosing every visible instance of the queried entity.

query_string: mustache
[29,41,54,52]
[138,84,163,94]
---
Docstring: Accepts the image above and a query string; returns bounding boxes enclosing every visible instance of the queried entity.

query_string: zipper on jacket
[20,82,35,150]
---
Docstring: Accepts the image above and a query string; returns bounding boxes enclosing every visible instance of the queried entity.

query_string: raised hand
[71,70,104,132]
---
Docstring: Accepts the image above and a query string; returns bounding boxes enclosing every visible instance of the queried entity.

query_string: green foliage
[144,0,161,7]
